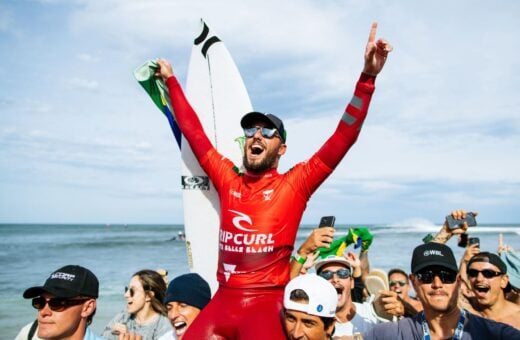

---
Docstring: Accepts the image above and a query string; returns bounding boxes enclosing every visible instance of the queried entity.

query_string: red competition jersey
[166,74,376,289]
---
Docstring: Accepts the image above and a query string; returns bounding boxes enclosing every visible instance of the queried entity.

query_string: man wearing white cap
[283,274,338,340]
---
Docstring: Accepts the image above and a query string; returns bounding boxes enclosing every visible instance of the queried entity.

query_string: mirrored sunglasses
[416,269,457,284]
[467,269,503,279]
[319,268,351,280]
[32,296,88,312]
[244,126,279,139]
[389,280,407,287]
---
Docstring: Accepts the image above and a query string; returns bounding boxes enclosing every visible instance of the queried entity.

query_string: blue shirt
[361,312,520,339]
[84,327,104,340]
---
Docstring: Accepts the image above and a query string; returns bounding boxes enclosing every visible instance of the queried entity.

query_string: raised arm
[316,23,393,169]
[156,59,213,160]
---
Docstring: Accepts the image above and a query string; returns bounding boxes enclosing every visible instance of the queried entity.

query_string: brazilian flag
[134,60,182,148]
[317,227,373,258]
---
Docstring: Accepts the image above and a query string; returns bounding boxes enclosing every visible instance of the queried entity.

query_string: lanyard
[418,309,466,340]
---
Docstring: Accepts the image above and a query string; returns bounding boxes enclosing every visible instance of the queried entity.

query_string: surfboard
[182,20,252,294]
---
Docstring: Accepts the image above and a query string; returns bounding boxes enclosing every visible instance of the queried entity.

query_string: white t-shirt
[333,302,381,336]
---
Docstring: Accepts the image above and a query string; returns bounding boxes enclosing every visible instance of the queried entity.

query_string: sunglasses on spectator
[467,269,503,279]
[125,286,135,297]
[125,284,150,297]
[389,280,407,287]
[32,296,89,312]
[319,268,351,280]
[244,126,279,139]
[415,269,457,284]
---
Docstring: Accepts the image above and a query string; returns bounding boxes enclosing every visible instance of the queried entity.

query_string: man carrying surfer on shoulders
[155,22,392,339]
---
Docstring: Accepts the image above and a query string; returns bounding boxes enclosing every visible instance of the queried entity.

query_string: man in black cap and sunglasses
[466,252,520,329]
[22,264,103,340]
[156,22,392,339]
[362,243,520,339]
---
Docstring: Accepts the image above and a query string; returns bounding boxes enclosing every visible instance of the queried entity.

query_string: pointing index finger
[368,22,378,44]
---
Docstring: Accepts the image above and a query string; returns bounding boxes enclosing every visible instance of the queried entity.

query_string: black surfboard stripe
[201,36,221,58]
[194,22,209,45]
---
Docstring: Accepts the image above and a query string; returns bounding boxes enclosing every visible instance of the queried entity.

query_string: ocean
[1,222,519,338]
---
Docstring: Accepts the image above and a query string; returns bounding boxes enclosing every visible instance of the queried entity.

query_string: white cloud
[1,0,519,223]
[68,77,99,90]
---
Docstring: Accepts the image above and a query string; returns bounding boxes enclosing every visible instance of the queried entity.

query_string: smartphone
[446,212,477,230]
[457,233,468,248]
[319,216,335,228]
[468,237,480,246]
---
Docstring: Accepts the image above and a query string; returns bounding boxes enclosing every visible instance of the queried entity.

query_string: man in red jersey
[155,22,392,339]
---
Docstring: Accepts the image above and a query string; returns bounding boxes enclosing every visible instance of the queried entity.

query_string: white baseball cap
[314,255,352,274]
[284,274,337,318]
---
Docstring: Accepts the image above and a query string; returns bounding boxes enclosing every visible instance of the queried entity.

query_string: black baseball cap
[467,252,507,274]
[23,265,99,299]
[240,111,286,143]
[411,243,458,274]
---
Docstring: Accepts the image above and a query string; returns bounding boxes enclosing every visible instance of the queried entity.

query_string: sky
[1,0,519,225]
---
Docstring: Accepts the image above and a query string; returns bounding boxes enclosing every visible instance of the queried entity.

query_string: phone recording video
[319,216,335,228]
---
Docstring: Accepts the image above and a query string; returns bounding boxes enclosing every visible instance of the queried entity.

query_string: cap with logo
[314,255,353,274]
[240,111,286,143]
[411,243,458,274]
[284,274,337,318]
[23,265,99,299]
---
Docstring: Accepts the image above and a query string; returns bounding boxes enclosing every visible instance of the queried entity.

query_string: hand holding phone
[319,216,335,228]
[468,237,480,247]
[446,212,477,230]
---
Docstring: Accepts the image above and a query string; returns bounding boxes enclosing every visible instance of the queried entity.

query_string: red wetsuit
[165,74,376,339]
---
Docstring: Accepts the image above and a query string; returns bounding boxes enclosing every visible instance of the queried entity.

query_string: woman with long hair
[102,269,172,339]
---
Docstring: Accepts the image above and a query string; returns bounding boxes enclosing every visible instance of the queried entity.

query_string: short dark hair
[289,288,309,303]
[388,268,409,283]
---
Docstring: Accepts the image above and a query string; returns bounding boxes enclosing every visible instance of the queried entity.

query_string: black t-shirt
[362,311,520,339]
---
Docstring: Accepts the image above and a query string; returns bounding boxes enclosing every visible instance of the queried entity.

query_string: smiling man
[467,252,520,329]
[387,268,422,317]
[155,22,392,340]
[313,255,387,337]
[158,273,211,340]
[362,243,520,339]
[22,265,102,340]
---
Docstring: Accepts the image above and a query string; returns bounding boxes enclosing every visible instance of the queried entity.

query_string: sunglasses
[319,268,351,280]
[125,284,150,297]
[467,269,503,279]
[244,126,279,139]
[415,269,457,284]
[125,286,135,297]
[389,280,407,287]
[32,296,88,312]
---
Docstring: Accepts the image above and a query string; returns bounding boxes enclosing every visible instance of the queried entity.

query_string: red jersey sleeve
[165,76,213,160]
[315,73,376,169]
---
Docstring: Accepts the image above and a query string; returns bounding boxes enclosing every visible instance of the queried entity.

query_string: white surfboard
[182,19,252,294]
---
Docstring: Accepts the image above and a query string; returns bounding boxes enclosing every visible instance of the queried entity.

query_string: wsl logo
[182,176,210,190]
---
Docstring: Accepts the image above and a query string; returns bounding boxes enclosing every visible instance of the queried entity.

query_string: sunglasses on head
[318,268,351,280]
[389,280,407,287]
[415,269,457,284]
[467,268,503,279]
[244,126,279,139]
[32,296,88,312]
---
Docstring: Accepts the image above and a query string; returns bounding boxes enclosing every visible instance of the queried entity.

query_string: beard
[243,146,279,173]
